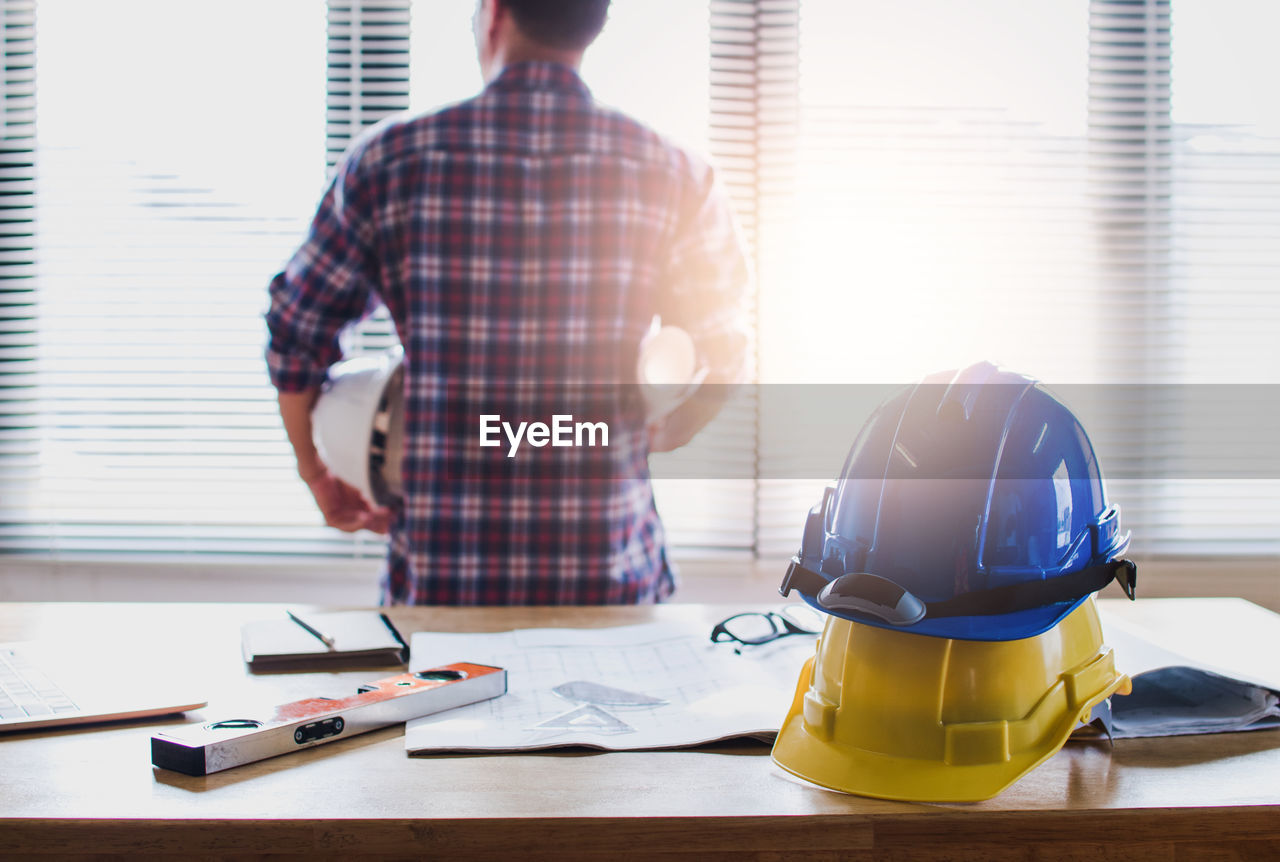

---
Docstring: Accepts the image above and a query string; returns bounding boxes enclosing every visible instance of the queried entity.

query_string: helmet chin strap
[781,556,1137,626]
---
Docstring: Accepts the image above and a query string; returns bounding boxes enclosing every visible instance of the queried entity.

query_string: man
[266,0,748,605]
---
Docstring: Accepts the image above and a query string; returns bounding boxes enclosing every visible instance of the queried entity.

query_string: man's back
[267,61,747,604]
[362,62,698,386]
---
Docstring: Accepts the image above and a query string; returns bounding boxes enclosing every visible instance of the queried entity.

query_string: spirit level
[151,662,505,776]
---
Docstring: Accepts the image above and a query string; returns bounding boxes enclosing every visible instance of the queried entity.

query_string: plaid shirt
[266,62,748,605]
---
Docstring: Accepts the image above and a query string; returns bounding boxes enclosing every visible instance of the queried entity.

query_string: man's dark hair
[503,0,610,51]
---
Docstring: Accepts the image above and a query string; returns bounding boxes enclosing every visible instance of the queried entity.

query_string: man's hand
[277,388,389,533]
[302,466,393,534]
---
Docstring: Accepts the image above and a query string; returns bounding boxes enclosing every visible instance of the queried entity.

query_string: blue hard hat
[780,361,1137,641]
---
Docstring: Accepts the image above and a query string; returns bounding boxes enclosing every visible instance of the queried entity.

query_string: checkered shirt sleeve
[265,136,381,392]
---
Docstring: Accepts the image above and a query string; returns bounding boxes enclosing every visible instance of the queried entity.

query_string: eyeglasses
[710,604,824,648]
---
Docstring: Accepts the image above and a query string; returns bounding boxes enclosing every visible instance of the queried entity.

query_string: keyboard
[0,646,80,720]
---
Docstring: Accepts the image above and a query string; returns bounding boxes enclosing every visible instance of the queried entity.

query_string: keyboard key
[0,648,82,722]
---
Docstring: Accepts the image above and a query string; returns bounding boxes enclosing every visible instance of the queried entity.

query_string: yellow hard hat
[771,596,1130,802]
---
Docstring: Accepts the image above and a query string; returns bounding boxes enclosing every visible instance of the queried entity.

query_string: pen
[287,610,337,650]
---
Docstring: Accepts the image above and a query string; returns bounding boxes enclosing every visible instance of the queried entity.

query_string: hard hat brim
[795,592,1091,642]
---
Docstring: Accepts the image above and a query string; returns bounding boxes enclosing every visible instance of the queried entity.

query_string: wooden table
[1,599,1277,860]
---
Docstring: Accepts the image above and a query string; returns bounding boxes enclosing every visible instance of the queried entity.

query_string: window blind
[3,0,1272,566]
[0,0,36,554]
[755,0,1111,556]
[706,0,799,555]
[324,2,408,359]
[751,0,1279,558]
[1143,0,1280,552]
[327,1,411,170]
[0,0,759,563]
[1084,0,1279,555]
[2,0,348,559]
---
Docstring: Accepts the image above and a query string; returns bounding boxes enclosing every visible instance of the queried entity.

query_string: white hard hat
[636,319,707,422]
[311,346,405,505]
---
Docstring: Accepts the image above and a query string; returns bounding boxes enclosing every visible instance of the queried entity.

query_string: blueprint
[403,622,816,753]
[403,603,1280,753]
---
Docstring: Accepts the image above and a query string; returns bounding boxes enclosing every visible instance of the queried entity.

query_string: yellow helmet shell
[771,596,1130,802]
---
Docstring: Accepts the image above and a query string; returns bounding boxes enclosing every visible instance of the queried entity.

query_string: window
[1,0,1275,565]
[1162,0,1280,552]
[1,0,741,562]
[748,0,1280,557]
[4,0,342,557]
